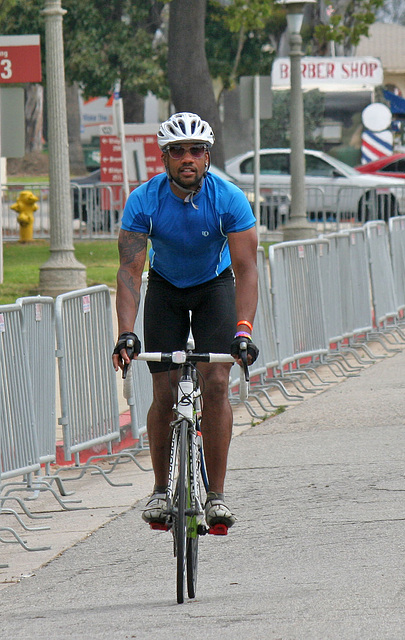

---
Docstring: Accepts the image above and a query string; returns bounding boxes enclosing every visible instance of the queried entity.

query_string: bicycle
[129,341,249,604]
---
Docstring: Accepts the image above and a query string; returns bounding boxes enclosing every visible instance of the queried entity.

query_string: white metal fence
[4,181,405,241]
[55,285,120,463]
[3,217,405,549]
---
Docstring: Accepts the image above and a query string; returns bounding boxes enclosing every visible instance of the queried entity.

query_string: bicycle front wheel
[187,428,203,599]
[175,420,188,604]
[187,526,198,598]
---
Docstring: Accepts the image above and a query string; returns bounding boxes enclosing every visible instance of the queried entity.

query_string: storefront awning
[383,89,405,119]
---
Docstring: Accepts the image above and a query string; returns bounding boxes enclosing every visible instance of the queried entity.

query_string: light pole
[39,0,86,297]
[280,0,316,241]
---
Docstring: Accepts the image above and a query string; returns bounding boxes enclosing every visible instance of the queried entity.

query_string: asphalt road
[1,341,405,639]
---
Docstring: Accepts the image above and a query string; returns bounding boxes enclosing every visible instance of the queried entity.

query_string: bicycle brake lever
[122,338,135,379]
[239,340,249,382]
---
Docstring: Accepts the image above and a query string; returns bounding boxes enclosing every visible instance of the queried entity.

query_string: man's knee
[202,369,230,402]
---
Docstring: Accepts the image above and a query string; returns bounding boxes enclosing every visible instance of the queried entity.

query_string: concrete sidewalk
[0,330,405,608]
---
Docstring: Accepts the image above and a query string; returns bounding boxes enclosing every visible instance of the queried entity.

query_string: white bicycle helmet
[157,112,215,149]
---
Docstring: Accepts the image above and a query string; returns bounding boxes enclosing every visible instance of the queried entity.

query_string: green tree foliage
[314,0,384,54]
[0,0,168,100]
[62,0,169,100]
[0,0,383,104]
[261,89,325,149]
[205,0,286,90]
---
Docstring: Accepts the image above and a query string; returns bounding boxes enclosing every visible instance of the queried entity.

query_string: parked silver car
[225,148,405,222]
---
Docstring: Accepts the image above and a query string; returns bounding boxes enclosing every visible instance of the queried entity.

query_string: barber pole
[361,102,393,164]
[361,129,393,164]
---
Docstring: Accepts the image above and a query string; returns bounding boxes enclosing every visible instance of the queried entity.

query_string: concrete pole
[283,30,315,241]
[39,0,86,296]
[0,91,3,284]
[253,75,261,244]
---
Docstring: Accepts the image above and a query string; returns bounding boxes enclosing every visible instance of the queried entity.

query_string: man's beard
[173,168,202,191]
[175,175,201,191]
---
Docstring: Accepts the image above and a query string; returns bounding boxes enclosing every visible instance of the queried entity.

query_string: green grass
[0,240,120,304]
[7,175,50,184]
[0,238,272,305]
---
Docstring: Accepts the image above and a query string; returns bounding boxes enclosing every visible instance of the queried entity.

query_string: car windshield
[325,156,358,176]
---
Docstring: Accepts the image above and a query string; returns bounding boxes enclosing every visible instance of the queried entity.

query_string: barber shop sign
[272,56,383,88]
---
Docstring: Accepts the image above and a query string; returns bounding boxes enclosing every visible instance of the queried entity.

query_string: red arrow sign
[0,35,41,83]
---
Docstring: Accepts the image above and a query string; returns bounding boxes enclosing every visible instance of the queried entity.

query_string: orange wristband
[236,320,253,332]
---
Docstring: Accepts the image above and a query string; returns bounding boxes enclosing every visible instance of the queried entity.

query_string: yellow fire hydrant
[11,190,39,242]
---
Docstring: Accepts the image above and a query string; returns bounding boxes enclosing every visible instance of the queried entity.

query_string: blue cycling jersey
[121,171,256,288]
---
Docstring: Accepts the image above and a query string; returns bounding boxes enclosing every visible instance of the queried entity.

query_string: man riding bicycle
[113,112,259,529]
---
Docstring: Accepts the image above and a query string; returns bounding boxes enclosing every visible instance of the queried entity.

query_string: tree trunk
[122,89,145,123]
[168,0,225,168]
[66,82,86,176]
[25,84,43,153]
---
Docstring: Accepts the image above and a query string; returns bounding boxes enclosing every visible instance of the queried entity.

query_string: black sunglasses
[165,144,207,160]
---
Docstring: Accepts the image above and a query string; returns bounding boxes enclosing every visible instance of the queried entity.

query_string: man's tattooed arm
[116,229,148,334]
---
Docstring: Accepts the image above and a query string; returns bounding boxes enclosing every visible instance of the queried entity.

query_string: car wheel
[358,191,376,223]
[358,191,399,224]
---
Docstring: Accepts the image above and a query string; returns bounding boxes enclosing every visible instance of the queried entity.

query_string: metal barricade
[229,248,274,391]
[2,183,50,240]
[228,247,289,416]
[364,221,398,328]
[269,239,329,370]
[318,231,377,371]
[71,183,120,239]
[306,186,326,225]
[337,183,405,226]
[122,273,152,445]
[318,234,344,344]
[388,216,405,313]
[258,189,291,231]
[0,304,40,480]
[340,228,373,337]
[3,180,405,241]
[255,246,280,372]
[2,181,126,241]
[321,229,372,342]
[55,285,121,463]
[16,296,56,470]
[0,303,52,551]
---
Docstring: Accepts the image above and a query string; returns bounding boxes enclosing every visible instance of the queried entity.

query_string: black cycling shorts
[144,268,236,373]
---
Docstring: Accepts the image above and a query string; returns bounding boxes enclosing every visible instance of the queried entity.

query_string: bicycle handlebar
[136,351,235,364]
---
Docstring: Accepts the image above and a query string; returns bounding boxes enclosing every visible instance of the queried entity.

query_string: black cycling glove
[113,331,141,360]
[230,335,259,364]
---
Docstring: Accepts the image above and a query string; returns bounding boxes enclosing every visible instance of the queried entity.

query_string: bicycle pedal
[149,522,170,531]
[197,524,208,535]
[208,523,228,536]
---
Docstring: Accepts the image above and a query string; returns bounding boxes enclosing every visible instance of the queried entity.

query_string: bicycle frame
[166,360,203,526]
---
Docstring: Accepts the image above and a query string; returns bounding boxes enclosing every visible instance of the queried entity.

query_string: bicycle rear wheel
[175,420,188,604]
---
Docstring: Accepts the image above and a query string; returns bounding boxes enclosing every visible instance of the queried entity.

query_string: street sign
[100,124,163,184]
[272,56,383,89]
[0,35,41,84]
[240,76,272,119]
[1,87,24,157]
[99,124,163,209]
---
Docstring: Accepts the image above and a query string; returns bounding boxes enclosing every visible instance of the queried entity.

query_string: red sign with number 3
[0,35,41,84]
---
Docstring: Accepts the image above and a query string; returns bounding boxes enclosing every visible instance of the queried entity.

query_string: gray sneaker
[205,493,236,528]
[142,492,167,524]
